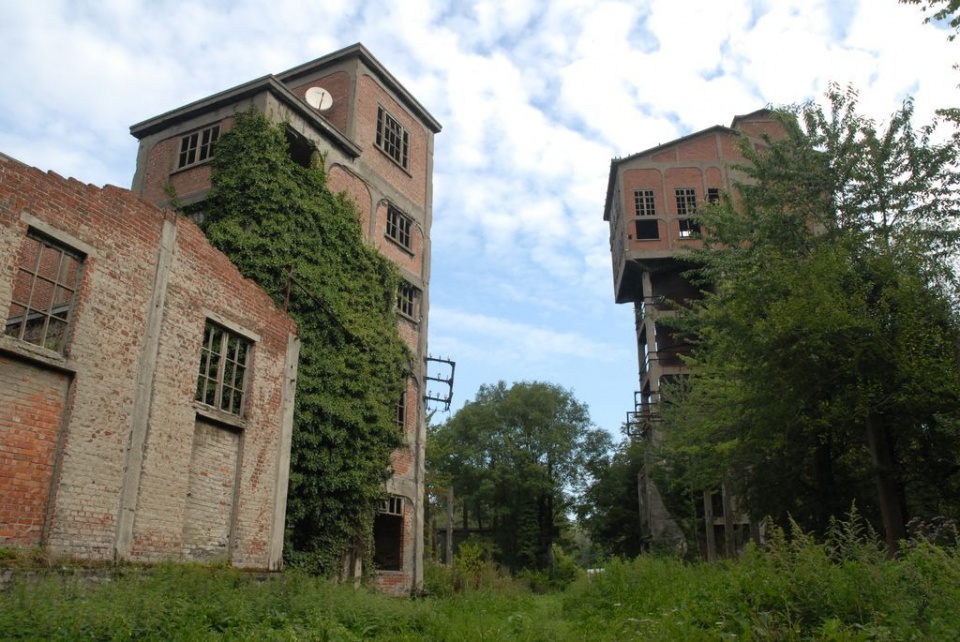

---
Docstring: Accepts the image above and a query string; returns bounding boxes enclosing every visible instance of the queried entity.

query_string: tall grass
[2,516,959,641]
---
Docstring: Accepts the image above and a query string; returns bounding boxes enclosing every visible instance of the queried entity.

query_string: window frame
[4,231,84,354]
[376,106,409,170]
[634,189,656,217]
[177,124,221,170]
[675,188,698,217]
[396,280,420,321]
[195,319,253,417]
[678,218,701,239]
[373,495,404,571]
[632,189,659,240]
[396,388,407,430]
[385,204,413,252]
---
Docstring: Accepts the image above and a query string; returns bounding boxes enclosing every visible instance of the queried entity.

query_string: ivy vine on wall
[192,110,410,574]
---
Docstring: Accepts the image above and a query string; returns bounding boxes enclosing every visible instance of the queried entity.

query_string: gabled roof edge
[129,76,362,159]
[276,43,442,134]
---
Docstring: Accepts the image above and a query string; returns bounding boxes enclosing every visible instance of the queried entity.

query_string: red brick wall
[355,75,430,209]
[0,154,296,569]
[289,71,352,134]
[0,354,69,546]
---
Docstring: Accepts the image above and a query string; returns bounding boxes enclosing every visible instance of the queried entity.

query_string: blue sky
[1,0,956,436]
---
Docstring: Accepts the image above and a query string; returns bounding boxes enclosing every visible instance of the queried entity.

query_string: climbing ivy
[194,110,410,574]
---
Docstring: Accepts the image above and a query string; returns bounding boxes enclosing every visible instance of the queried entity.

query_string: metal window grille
[675,188,697,216]
[386,205,412,249]
[376,107,409,169]
[178,124,220,169]
[5,233,83,353]
[396,281,418,320]
[634,189,656,216]
[196,321,251,415]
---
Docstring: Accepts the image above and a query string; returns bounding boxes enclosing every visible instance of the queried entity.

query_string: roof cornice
[129,75,362,158]
[276,43,442,134]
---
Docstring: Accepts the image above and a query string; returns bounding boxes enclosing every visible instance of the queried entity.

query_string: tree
[900,0,960,40]
[195,111,410,574]
[430,381,611,571]
[577,437,647,559]
[662,86,960,551]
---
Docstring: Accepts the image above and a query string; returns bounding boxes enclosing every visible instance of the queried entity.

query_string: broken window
[386,204,413,251]
[676,189,700,238]
[196,321,251,416]
[373,495,404,571]
[286,128,315,168]
[707,187,720,203]
[396,280,420,321]
[678,218,701,239]
[4,232,83,353]
[376,106,409,170]
[633,189,659,240]
[178,124,220,169]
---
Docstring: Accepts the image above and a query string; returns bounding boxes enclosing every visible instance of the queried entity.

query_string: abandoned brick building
[603,110,782,559]
[127,43,440,593]
[0,153,300,570]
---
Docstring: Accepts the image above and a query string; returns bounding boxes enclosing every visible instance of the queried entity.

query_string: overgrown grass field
[3,524,959,641]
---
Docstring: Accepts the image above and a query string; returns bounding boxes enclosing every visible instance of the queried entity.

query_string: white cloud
[2,0,957,430]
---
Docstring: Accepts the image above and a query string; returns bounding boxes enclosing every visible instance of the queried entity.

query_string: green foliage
[900,0,960,40]
[4,530,960,640]
[577,438,647,559]
[197,111,410,573]
[660,85,960,541]
[430,381,612,572]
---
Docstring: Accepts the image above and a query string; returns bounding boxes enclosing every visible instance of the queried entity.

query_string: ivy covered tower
[129,43,440,594]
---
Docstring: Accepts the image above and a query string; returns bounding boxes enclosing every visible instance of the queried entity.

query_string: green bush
[3,525,960,641]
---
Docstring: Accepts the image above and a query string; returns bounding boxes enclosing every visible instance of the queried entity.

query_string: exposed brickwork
[0,153,298,570]
[355,75,430,209]
[289,71,352,134]
[0,354,69,546]
[126,44,437,593]
[182,419,240,561]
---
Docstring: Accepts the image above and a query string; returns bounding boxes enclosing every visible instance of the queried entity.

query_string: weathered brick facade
[0,153,299,570]
[128,43,440,594]
[604,110,783,559]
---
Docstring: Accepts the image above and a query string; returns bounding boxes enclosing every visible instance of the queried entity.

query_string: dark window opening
[374,496,404,571]
[286,129,315,169]
[707,188,720,203]
[679,218,701,239]
[635,219,659,240]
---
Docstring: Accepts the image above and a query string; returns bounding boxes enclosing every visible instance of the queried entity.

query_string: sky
[1,0,957,437]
